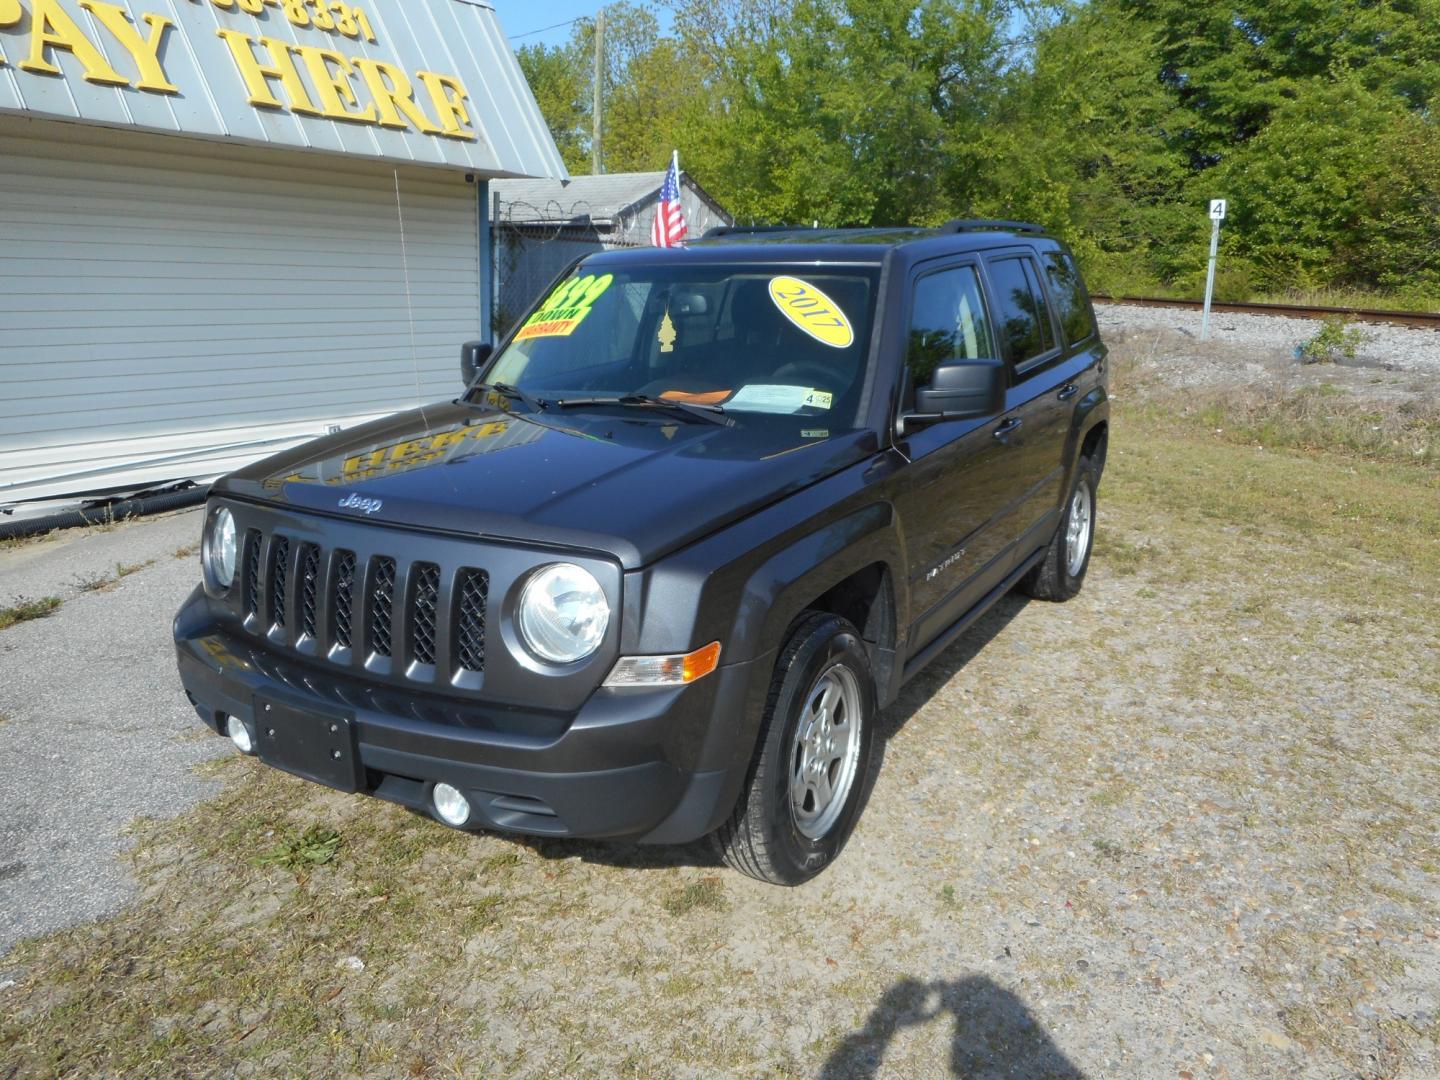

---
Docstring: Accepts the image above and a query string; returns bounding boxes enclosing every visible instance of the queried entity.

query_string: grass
[661,876,728,915]
[0,596,61,631]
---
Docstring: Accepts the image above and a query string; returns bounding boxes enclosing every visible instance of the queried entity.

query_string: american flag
[650,152,688,248]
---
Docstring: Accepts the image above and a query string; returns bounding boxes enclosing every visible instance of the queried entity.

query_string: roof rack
[939,218,1046,235]
[701,224,810,238]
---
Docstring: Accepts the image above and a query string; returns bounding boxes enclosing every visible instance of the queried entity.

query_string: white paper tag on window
[728,385,833,413]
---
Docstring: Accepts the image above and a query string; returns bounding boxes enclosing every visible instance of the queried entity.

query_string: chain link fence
[490,185,732,337]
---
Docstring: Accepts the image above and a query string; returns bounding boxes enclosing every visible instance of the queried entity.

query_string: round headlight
[205,506,238,590]
[517,563,609,664]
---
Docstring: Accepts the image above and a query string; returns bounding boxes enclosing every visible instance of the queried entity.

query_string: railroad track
[1091,295,1440,331]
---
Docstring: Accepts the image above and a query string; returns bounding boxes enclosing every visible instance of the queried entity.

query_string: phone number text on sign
[195,0,378,43]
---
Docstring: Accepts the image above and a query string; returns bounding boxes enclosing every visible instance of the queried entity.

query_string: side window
[1043,252,1096,346]
[986,256,1056,367]
[905,265,996,385]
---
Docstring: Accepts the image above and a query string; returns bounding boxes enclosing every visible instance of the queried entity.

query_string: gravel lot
[1,312,1437,1078]
[1097,303,1440,376]
[0,509,225,953]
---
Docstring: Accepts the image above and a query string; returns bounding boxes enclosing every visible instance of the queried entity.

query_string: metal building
[1,0,565,515]
[490,171,731,333]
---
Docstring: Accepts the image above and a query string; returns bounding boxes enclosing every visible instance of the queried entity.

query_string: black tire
[714,612,876,886]
[1019,454,1098,602]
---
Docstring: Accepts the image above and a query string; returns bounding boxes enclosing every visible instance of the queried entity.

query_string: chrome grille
[332,550,356,649]
[270,536,290,628]
[409,563,440,666]
[456,570,489,672]
[368,557,396,658]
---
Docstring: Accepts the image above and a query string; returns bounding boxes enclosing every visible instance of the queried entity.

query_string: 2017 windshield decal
[514,273,615,342]
[768,276,855,349]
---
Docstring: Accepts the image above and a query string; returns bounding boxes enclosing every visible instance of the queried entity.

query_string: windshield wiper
[549,394,732,426]
[466,382,548,412]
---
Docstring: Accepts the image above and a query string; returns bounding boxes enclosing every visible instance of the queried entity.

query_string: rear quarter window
[1043,252,1097,346]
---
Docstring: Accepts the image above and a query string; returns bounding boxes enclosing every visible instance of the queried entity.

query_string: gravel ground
[0,509,225,954]
[1096,303,1440,376]
[1,324,1437,1077]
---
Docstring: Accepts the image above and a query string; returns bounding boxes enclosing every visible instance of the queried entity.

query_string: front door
[892,262,1023,656]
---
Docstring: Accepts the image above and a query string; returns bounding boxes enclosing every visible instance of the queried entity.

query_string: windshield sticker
[768,276,855,349]
[727,384,833,414]
[514,273,615,342]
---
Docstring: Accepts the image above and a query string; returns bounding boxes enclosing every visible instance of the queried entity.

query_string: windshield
[479,263,881,430]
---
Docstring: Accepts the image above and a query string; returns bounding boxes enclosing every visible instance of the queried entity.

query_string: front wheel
[1019,454,1097,601]
[714,612,876,886]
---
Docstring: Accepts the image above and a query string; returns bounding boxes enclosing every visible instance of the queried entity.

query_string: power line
[508,16,586,41]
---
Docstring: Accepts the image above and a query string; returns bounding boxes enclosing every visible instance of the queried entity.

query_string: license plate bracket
[253,697,362,793]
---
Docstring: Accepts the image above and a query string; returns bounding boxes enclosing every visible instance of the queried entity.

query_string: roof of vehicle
[581,220,1061,267]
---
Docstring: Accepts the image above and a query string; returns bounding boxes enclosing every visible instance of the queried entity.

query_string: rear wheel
[714,612,875,886]
[1019,454,1097,601]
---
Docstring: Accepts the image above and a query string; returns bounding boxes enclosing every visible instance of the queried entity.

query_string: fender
[1061,386,1110,494]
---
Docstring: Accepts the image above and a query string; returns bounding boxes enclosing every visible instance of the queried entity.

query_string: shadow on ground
[518,592,1031,875]
[821,975,1084,1079]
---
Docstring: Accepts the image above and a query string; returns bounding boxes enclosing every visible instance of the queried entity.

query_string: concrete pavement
[0,508,227,954]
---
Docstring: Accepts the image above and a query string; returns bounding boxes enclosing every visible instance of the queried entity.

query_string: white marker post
[1201,198,1227,341]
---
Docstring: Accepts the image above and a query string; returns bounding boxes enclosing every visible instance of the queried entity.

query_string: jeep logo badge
[338,493,383,515]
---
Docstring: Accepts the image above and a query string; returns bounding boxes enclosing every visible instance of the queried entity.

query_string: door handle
[1056,383,1079,401]
[993,417,1023,440]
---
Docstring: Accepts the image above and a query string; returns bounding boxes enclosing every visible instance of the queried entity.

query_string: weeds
[1296,316,1366,364]
[0,596,62,630]
[254,825,342,872]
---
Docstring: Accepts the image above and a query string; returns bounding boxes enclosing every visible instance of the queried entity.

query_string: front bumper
[174,587,770,844]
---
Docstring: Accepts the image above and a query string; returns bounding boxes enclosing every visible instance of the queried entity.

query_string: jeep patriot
[174,220,1109,885]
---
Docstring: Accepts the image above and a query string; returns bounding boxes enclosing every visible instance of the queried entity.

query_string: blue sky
[496,2,674,49]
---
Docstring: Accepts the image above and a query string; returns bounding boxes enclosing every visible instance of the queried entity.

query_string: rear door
[892,261,1023,654]
[980,250,1072,557]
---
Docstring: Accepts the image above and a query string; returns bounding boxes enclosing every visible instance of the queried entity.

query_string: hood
[217,400,876,569]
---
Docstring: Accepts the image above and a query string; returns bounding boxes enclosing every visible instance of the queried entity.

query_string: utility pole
[1201,198,1226,341]
[591,8,604,175]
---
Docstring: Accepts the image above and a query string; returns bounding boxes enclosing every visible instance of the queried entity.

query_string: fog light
[432,782,471,827]
[225,715,255,754]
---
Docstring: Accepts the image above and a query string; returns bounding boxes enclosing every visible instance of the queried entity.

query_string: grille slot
[456,570,489,672]
[299,543,320,639]
[332,550,356,649]
[368,557,396,658]
[269,536,290,628]
[243,530,261,617]
[409,563,440,666]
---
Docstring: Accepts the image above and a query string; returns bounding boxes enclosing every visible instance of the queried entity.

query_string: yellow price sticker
[514,273,614,342]
[767,276,855,349]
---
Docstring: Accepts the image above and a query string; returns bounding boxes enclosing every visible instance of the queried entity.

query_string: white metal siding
[0,117,481,505]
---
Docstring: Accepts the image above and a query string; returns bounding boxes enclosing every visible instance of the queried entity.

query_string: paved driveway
[0,509,226,954]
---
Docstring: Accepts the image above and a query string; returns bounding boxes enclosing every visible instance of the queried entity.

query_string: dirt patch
[2,334,1438,1078]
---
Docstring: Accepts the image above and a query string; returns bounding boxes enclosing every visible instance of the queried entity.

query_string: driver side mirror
[903,357,1007,428]
[461,340,493,387]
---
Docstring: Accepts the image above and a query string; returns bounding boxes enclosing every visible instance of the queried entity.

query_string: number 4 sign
[1209,199,1227,220]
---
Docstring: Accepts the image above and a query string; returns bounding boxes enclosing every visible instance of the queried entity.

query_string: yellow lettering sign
[416,71,477,141]
[20,0,127,85]
[215,30,323,116]
[0,6,477,145]
[293,45,377,123]
[0,0,20,67]
[353,58,442,135]
[79,1,177,94]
